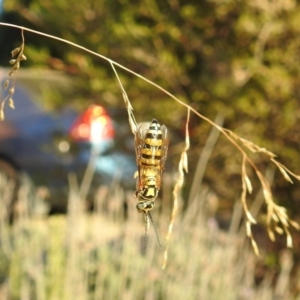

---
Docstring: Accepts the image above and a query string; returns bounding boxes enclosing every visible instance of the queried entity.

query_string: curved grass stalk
[162,108,190,269]
[0,22,299,262]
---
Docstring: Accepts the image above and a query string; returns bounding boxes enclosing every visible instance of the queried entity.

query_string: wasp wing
[134,122,151,164]
[159,124,169,175]
[134,122,151,190]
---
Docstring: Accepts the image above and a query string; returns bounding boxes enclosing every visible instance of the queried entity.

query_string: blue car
[0,69,136,214]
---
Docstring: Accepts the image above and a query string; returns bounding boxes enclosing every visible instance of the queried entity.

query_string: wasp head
[136,200,155,213]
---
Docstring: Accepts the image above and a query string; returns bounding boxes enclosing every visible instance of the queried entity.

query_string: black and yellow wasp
[134,119,169,246]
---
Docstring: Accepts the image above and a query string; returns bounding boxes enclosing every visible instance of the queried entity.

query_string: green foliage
[1,0,300,211]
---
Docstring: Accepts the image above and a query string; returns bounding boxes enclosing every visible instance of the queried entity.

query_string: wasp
[134,119,169,248]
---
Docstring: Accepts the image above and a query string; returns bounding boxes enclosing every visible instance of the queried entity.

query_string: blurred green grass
[0,175,296,300]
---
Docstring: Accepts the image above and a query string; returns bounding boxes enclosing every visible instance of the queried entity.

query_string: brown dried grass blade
[110,62,137,134]
[1,29,26,119]
[271,158,300,182]
[246,221,260,256]
[241,155,256,225]
[162,108,190,269]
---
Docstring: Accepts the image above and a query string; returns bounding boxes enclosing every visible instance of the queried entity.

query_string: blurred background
[0,0,300,299]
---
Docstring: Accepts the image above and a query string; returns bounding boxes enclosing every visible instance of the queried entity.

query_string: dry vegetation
[0,172,298,300]
[0,23,300,299]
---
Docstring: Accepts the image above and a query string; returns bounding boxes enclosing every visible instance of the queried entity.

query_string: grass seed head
[11,47,21,57]
[3,80,9,89]
[9,98,15,109]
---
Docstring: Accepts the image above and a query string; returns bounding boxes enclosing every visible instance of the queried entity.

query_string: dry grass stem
[1,29,26,119]
[271,158,300,181]
[222,127,300,253]
[241,155,256,224]
[246,221,260,256]
[0,23,299,256]
[162,108,190,269]
[110,60,137,134]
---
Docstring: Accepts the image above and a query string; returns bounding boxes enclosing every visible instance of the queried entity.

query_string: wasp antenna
[143,212,150,253]
[148,212,162,247]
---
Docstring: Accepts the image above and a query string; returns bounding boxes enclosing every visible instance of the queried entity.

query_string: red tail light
[69,105,115,142]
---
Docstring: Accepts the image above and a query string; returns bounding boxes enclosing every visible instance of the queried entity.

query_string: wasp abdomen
[134,119,169,213]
